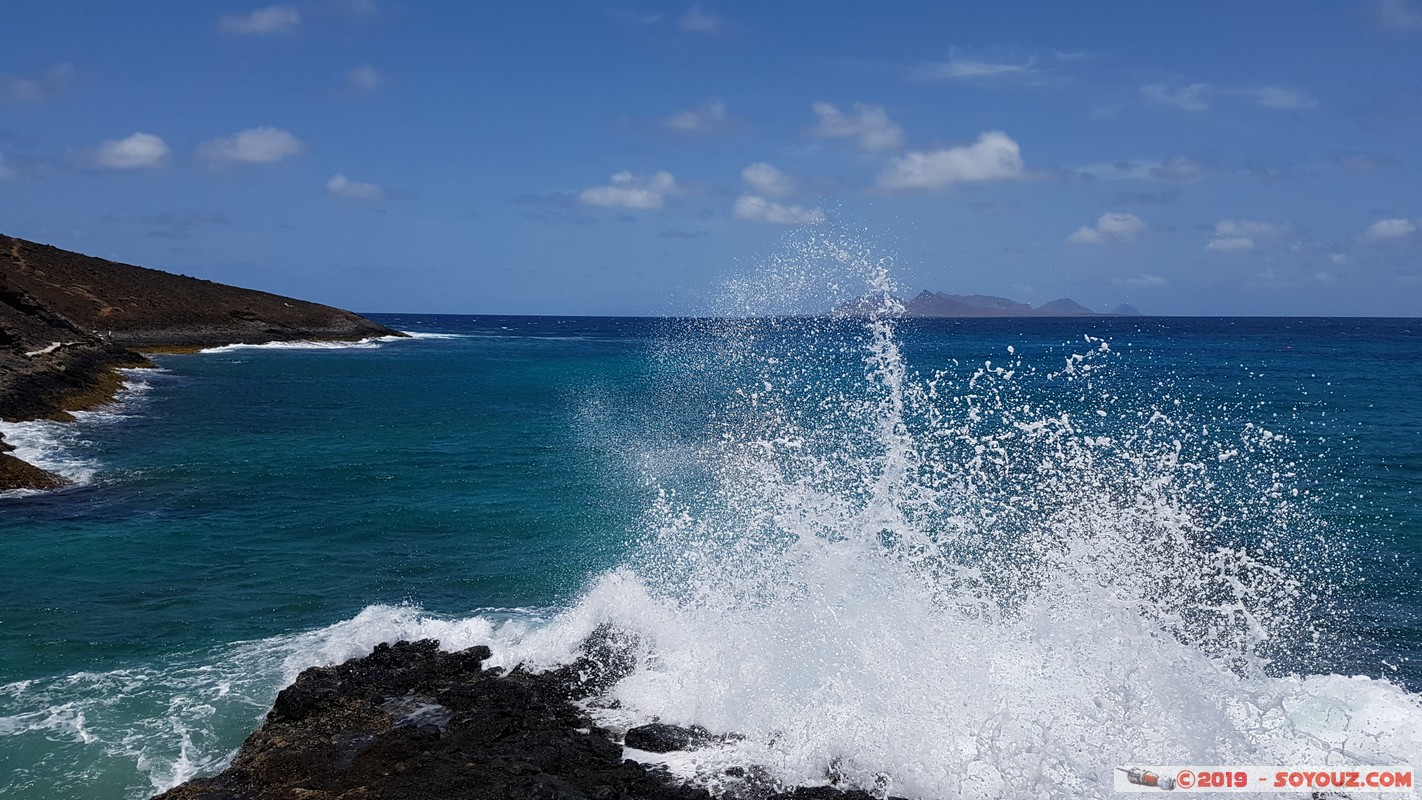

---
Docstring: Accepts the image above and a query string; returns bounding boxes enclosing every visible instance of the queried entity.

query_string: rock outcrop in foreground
[0,233,400,490]
[157,636,896,800]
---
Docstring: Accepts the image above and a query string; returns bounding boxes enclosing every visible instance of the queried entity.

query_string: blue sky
[2,2,1420,316]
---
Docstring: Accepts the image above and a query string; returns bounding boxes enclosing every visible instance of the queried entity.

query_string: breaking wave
[474,230,1422,797]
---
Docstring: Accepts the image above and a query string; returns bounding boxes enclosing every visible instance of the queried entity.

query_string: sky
[2,2,1420,317]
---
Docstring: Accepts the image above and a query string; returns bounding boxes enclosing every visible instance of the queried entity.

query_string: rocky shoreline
[155,634,899,800]
[0,233,401,490]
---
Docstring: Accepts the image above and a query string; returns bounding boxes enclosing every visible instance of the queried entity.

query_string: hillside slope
[0,234,401,490]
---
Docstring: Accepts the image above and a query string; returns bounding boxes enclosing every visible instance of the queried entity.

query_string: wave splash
[485,231,1422,797]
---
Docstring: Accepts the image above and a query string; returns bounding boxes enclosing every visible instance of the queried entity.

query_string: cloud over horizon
[1361,217,1419,241]
[662,99,737,136]
[1067,212,1147,244]
[1206,219,1292,252]
[808,102,903,152]
[680,5,722,33]
[345,65,388,94]
[579,171,678,210]
[1379,0,1422,29]
[326,173,386,200]
[877,131,1024,191]
[916,49,1036,80]
[732,195,825,225]
[741,162,796,197]
[198,127,304,167]
[1143,82,1318,112]
[91,132,169,170]
[219,5,301,35]
[0,63,75,103]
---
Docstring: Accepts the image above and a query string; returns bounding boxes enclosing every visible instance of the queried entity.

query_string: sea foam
[197,335,409,353]
[0,368,161,492]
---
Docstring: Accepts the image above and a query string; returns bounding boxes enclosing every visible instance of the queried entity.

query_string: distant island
[842,291,1142,318]
[0,234,401,491]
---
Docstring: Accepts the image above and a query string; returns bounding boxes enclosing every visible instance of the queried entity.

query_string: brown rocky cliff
[0,233,402,490]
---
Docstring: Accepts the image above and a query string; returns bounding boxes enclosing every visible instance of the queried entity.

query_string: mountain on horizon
[902,291,1112,318]
[836,291,1144,318]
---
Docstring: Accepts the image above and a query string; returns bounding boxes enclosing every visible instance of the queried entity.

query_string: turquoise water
[2,311,1420,798]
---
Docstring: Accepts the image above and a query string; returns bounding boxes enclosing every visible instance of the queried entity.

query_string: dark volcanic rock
[155,638,904,800]
[624,723,715,754]
[0,449,68,490]
[1,233,401,490]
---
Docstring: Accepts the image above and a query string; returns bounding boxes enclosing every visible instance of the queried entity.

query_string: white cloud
[741,162,796,196]
[1154,156,1206,182]
[0,63,75,103]
[1379,0,1422,29]
[876,131,1023,191]
[1145,82,1320,113]
[0,154,14,181]
[1329,253,1349,265]
[1067,212,1147,244]
[1337,153,1395,173]
[1143,83,1210,111]
[1245,86,1318,110]
[1077,160,1164,181]
[733,195,825,225]
[917,50,1035,80]
[93,132,169,170]
[198,127,304,166]
[1216,220,1290,239]
[1361,217,1418,241]
[1205,237,1254,252]
[346,65,387,94]
[1206,219,1291,251]
[808,102,903,152]
[326,173,386,200]
[662,99,735,135]
[1123,274,1168,288]
[220,5,301,35]
[1077,156,1205,183]
[680,5,721,33]
[579,171,678,210]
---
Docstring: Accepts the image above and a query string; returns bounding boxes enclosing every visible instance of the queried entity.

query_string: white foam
[0,368,163,492]
[197,335,408,353]
[398,331,466,339]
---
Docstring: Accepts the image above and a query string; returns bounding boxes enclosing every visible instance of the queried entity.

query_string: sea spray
[485,229,1421,797]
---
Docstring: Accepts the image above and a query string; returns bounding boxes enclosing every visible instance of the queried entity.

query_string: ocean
[2,248,1421,798]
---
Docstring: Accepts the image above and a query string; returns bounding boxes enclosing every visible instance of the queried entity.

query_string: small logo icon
[1119,767,1177,791]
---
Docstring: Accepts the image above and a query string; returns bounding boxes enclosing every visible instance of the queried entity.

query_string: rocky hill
[1,234,400,490]
[897,291,1111,317]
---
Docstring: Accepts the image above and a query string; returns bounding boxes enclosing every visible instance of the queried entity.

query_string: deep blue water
[1,314,1419,798]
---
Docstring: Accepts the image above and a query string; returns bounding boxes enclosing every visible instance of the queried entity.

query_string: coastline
[0,232,403,492]
[155,636,897,800]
